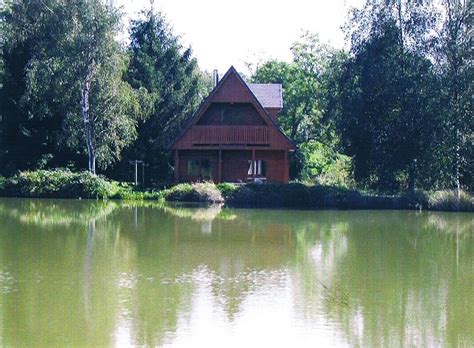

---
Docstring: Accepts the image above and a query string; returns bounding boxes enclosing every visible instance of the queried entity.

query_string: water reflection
[0,199,472,347]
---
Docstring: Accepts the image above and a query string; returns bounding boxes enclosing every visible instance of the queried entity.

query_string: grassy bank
[217,183,473,212]
[0,170,161,200]
[0,170,472,212]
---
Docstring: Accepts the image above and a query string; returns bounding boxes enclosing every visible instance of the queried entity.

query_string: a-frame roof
[169,66,295,150]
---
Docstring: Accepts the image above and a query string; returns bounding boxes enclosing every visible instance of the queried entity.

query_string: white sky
[117,0,363,74]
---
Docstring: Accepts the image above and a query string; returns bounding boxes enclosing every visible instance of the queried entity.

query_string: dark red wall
[266,108,281,122]
[176,150,288,183]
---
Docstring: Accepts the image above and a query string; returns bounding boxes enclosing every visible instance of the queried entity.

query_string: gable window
[197,103,266,126]
[187,159,212,179]
[248,160,266,176]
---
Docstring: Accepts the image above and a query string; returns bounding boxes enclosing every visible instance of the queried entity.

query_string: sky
[116,0,363,74]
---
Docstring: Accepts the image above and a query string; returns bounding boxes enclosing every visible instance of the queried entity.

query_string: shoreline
[1,171,472,213]
[0,192,471,213]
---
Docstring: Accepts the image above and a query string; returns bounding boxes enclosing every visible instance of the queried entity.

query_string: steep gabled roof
[247,83,283,109]
[168,66,295,150]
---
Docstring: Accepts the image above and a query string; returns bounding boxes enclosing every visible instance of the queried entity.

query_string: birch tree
[1,0,140,173]
[435,0,473,194]
[66,0,139,173]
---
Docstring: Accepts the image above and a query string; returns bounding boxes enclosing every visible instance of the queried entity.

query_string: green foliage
[0,0,140,174]
[223,183,361,209]
[0,176,5,191]
[0,169,165,200]
[427,190,473,212]
[1,1,67,174]
[252,33,338,145]
[1,170,120,199]
[111,10,211,183]
[251,33,348,180]
[299,140,353,187]
[216,182,239,201]
[219,183,472,212]
[162,182,224,203]
[335,4,443,190]
[1,171,471,212]
[434,0,473,191]
[1,0,471,193]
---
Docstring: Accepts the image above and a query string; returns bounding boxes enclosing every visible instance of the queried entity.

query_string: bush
[163,182,224,203]
[298,140,354,187]
[427,190,474,212]
[225,183,364,209]
[0,170,119,199]
[222,182,440,210]
[216,182,239,200]
[0,176,5,191]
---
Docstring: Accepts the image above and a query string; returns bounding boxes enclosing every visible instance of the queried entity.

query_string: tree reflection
[291,211,474,347]
[0,199,472,346]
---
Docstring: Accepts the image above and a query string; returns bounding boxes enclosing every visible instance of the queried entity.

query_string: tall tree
[251,33,349,180]
[335,2,442,190]
[1,0,66,174]
[114,10,210,183]
[1,0,139,174]
[252,33,337,145]
[58,0,140,173]
[435,0,473,192]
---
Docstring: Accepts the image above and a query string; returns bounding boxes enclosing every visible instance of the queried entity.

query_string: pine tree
[114,10,210,183]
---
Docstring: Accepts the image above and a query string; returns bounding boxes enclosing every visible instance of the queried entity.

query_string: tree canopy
[0,0,471,191]
[109,10,211,183]
[0,0,141,174]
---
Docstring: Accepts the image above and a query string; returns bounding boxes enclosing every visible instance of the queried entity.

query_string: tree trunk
[409,158,416,194]
[454,127,461,198]
[81,64,96,174]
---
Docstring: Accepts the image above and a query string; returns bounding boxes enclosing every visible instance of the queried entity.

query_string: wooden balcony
[190,126,270,145]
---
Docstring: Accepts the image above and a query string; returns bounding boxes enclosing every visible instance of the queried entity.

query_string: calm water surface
[0,198,472,347]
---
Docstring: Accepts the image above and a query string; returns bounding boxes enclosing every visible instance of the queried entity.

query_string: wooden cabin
[169,66,296,183]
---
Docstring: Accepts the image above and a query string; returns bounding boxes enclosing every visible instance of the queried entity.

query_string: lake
[0,198,472,347]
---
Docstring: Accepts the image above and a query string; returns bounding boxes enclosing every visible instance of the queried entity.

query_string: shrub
[216,182,239,200]
[226,185,256,207]
[299,140,354,187]
[1,169,122,199]
[427,190,474,212]
[163,182,224,203]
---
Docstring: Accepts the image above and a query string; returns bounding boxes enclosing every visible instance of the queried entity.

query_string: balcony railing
[190,126,270,145]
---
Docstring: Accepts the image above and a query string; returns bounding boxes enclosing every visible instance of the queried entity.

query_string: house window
[188,160,200,176]
[248,160,266,176]
[201,159,211,178]
[188,159,212,179]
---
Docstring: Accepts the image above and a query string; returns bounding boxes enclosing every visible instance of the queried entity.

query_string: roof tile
[247,83,283,109]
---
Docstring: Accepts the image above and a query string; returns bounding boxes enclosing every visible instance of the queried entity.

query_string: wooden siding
[171,67,295,151]
[176,150,288,183]
[171,67,294,183]
[196,102,266,126]
[174,126,292,150]
[190,126,269,145]
[266,107,281,121]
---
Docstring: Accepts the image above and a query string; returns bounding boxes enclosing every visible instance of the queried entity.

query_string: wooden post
[134,161,138,185]
[284,150,289,182]
[218,149,222,183]
[252,149,256,181]
[174,150,179,183]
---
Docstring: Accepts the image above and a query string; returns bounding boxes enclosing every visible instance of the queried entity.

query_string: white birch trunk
[81,64,96,174]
